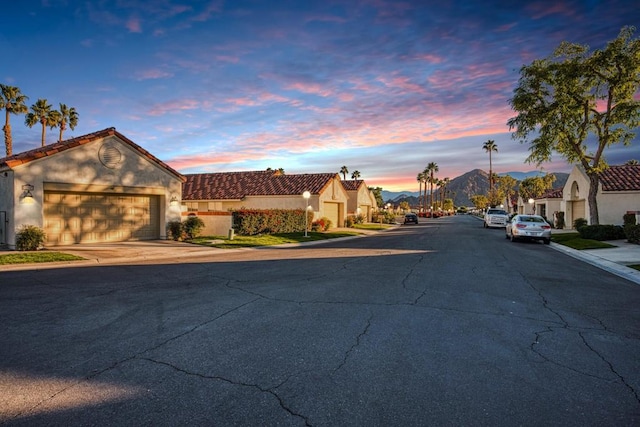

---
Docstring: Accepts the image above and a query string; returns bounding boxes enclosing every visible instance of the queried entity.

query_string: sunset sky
[2,0,640,191]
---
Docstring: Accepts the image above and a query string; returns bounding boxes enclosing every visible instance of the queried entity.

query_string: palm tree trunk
[3,123,11,156]
[40,123,46,147]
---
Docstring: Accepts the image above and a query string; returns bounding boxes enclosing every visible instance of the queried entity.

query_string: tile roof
[540,188,563,199]
[599,165,640,191]
[0,127,185,181]
[183,171,340,200]
[341,180,365,191]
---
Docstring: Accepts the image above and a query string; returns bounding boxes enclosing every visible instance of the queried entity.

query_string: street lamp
[303,191,311,237]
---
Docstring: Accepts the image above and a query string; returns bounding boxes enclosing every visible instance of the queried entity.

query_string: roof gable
[0,127,185,181]
[183,171,341,200]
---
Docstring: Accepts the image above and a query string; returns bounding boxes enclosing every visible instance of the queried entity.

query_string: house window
[539,204,546,218]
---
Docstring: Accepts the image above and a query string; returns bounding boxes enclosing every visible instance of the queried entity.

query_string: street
[1,215,639,426]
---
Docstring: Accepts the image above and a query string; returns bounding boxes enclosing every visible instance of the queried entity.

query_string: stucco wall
[183,211,233,236]
[6,135,183,247]
[597,192,640,225]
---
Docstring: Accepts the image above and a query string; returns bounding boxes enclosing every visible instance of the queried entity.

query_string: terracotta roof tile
[540,188,563,199]
[341,180,365,191]
[0,127,185,181]
[183,171,340,200]
[599,165,640,191]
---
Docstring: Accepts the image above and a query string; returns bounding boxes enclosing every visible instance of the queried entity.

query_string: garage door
[572,200,586,226]
[323,202,340,228]
[44,192,160,245]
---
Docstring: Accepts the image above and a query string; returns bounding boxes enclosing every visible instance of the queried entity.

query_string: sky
[2,0,640,192]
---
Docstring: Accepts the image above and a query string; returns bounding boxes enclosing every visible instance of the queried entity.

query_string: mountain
[383,170,570,207]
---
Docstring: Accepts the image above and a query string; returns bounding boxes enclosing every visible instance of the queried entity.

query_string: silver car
[505,214,552,244]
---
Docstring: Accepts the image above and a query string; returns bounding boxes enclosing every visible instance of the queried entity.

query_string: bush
[578,224,626,241]
[625,224,640,244]
[573,217,588,230]
[16,225,46,251]
[623,213,637,226]
[554,211,565,229]
[355,214,366,224]
[183,216,205,239]
[311,217,332,232]
[167,221,184,241]
[233,209,309,235]
[372,211,396,224]
[345,216,354,228]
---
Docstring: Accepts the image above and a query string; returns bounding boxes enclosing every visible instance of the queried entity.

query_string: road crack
[333,314,373,374]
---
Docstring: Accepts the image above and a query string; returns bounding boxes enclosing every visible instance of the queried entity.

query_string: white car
[505,214,552,244]
[484,208,509,228]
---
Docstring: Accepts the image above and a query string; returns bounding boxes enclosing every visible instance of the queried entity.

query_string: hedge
[232,209,312,235]
[577,224,626,241]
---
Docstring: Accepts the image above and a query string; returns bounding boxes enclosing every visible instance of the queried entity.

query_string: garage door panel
[44,191,159,245]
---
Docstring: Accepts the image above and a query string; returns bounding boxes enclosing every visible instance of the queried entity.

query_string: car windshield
[489,210,507,215]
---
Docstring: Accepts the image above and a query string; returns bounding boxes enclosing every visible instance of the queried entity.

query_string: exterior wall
[0,170,15,245]
[596,191,640,225]
[346,184,374,221]
[182,211,233,236]
[317,177,348,227]
[5,135,182,248]
[561,166,590,228]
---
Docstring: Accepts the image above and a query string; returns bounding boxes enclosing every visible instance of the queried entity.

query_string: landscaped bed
[551,232,617,250]
[0,251,85,265]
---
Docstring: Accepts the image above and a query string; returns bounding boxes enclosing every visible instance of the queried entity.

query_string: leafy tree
[25,99,56,147]
[495,175,517,210]
[442,198,454,212]
[518,175,556,202]
[482,140,498,189]
[368,186,383,207]
[340,165,349,180]
[508,26,640,224]
[51,103,79,142]
[470,194,489,210]
[351,170,361,181]
[0,84,29,156]
[399,201,410,212]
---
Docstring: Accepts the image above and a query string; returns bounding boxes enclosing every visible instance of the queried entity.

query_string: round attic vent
[99,144,122,169]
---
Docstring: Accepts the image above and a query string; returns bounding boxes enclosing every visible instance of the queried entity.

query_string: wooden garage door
[44,192,160,245]
[323,202,339,228]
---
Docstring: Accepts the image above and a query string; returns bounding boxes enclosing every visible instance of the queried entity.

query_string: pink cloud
[126,17,142,33]
[284,82,334,97]
[147,99,200,116]
[133,69,173,80]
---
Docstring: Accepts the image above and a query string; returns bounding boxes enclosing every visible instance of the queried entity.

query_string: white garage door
[44,192,160,245]
[572,200,586,226]
[323,202,340,228]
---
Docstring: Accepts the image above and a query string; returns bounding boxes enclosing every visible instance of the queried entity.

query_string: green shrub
[555,211,565,229]
[355,214,366,224]
[16,225,46,251]
[233,209,308,235]
[311,217,332,232]
[345,216,354,228]
[578,224,626,241]
[625,224,640,244]
[623,213,637,226]
[372,211,396,224]
[573,217,588,230]
[183,216,205,239]
[167,220,184,241]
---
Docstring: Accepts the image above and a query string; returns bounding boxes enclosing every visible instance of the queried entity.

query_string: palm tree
[425,162,439,214]
[351,170,361,182]
[625,159,639,165]
[0,84,29,156]
[441,177,450,209]
[25,99,57,147]
[482,140,498,190]
[52,103,79,142]
[416,172,424,212]
[340,165,349,180]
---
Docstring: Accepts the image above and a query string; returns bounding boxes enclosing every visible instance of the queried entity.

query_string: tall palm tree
[25,99,55,147]
[0,84,29,156]
[351,170,361,182]
[52,103,79,142]
[425,162,439,213]
[482,140,498,190]
[340,165,349,180]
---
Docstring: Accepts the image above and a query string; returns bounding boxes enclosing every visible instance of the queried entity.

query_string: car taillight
[541,225,551,229]
[516,223,527,229]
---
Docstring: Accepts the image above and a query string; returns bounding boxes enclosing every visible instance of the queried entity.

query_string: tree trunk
[587,171,600,225]
[3,124,11,156]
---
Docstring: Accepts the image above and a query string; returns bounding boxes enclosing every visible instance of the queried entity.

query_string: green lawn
[0,251,85,265]
[551,232,617,250]
[352,223,393,231]
[628,265,640,271]
[190,231,361,248]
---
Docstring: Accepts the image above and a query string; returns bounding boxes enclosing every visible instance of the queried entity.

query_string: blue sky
[2,0,639,191]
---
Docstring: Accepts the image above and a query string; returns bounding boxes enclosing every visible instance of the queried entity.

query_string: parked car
[404,213,419,224]
[505,214,552,244]
[484,208,509,228]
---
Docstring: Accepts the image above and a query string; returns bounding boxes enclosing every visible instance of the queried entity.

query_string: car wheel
[483,222,488,228]
[505,232,510,239]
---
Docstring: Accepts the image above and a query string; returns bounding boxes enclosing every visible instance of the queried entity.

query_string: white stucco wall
[5,135,183,247]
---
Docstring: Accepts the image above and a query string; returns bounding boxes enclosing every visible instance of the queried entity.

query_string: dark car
[404,213,419,224]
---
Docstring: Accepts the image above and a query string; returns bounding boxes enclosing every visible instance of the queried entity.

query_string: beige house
[341,179,377,221]
[182,171,349,235]
[0,128,184,249]
[517,188,563,220]
[561,164,640,227]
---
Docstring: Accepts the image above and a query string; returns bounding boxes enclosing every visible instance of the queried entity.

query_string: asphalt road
[1,215,639,426]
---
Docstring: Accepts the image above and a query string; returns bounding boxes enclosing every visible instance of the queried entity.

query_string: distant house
[340,179,377,221]
[0,128,184,249]
[561,164,640,227]
[517,188,563,220]
[182,171,349,235]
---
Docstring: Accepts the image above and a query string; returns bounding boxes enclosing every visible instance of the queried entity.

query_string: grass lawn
[628,265,640,271]
[352,223,393,231]
[551,232,617,250]
[190,231,361,248]
[0,251,85,265]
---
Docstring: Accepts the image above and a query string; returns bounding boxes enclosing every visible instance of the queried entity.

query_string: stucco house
[182,171,349,235]
[0,128,184,249]
[517,188,563,219]
[561,164,640,227]
[340,179,377,221]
